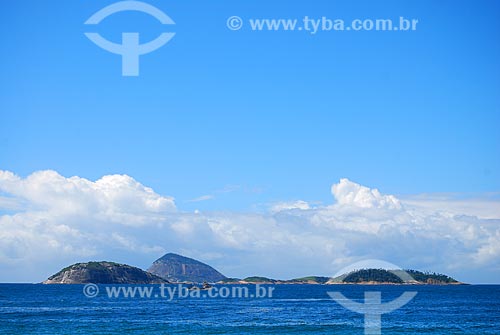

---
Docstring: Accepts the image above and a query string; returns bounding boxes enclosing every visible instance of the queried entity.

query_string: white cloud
[188,195,215,202]
[401,193,500,219]
[332,178,401,209]
[0,171,499,284]
[270,200,311,212]
[0,170,175,281]
[0,170,175,224]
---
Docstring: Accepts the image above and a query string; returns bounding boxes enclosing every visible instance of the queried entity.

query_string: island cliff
[43,261,168,284]
[147,253,226,283]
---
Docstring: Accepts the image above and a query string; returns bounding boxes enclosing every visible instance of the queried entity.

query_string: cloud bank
[0,170,499,283]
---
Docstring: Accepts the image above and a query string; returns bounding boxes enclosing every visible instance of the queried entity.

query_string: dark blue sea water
[0,284,499,334]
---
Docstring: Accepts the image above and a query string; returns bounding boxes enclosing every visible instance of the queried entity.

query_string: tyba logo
[327,260,418,335]
[84,1,175,76]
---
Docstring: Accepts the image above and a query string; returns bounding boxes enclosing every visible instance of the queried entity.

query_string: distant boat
[189,282,213,290]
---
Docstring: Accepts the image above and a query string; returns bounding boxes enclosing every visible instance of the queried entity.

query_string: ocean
[0,284,499,334]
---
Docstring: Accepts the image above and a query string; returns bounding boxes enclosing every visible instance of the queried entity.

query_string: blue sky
[1,0,499,210]
[0,1,499,283]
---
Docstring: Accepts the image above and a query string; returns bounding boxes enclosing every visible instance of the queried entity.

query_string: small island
[43,261,168,284]
[218,276,331,285]
[327,268,463,285]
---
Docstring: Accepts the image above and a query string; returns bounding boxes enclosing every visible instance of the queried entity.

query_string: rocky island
[43,261,168,284]
[147,253,226,283]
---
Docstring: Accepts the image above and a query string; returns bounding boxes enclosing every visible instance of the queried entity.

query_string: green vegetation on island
[341,269,404,283]
[290,276,331,284]
[328,268,462,285]
[403,269,459,284]
[243,276,277,283]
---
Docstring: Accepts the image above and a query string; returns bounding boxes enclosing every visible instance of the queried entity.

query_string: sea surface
[0,284,499,334]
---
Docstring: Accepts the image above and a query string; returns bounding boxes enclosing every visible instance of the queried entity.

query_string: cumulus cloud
[0,170,175,280]
[0,170,499,283]
[401,193,500,219]
[0,170,175,222]
[332,178,401,209]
